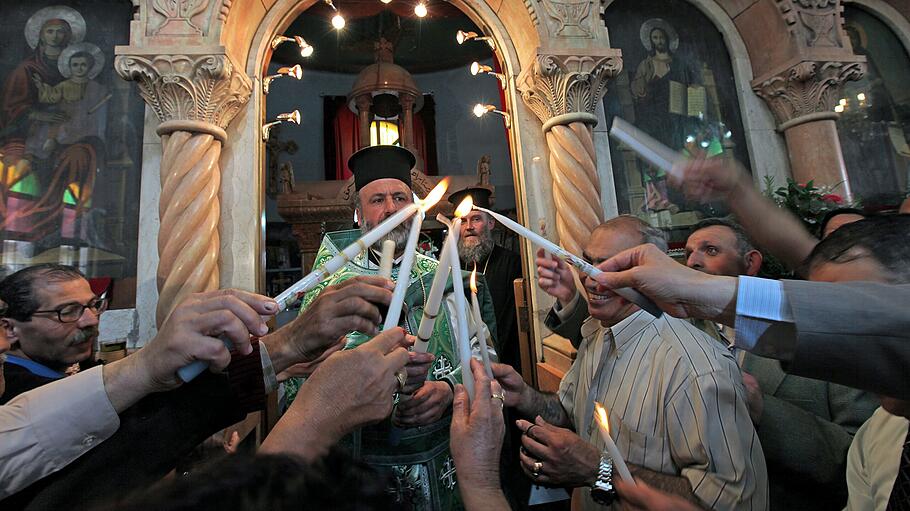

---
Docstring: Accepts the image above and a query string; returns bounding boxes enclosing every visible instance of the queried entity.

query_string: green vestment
[284,229,497,511]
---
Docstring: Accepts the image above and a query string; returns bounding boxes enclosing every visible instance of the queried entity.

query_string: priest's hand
[263,275,394,375]
[260,327,411,461]
[490,361,529,409]
[536,248,578,307]
[516,416,600,487]
[394,380,453,427]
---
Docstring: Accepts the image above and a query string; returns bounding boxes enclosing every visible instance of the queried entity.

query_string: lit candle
[377,239,395,279]
[448,197,475,398]
[469,266,494,378]
[472,206,663,318]
[178,180,449,383]
[383,210,425,331]
[414,222,452,352]
[594,401,636,484]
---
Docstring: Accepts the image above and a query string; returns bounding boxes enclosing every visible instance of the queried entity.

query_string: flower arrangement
[416,233,439,258]
[762,176,853,234]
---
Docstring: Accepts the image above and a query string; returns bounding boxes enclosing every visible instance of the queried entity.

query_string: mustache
[70,326,99,345]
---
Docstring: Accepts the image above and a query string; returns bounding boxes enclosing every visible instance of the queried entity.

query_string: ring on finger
[531,461,543,478]
[395,370,406,392]
[526,424,537,439]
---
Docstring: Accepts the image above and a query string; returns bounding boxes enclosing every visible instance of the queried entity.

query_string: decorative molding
[218,0,232,21]
[774,0,844,47]
[752,60,865,127]
[149,0,210,36]
[114,53,252,130]
[517,51,622,126]
[541,0,595,38]
[523,0,541,26]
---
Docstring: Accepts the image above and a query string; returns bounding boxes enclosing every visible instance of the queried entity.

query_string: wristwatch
[590,454,617,506]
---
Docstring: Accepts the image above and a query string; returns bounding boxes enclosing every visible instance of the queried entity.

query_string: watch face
[591,488,617,506]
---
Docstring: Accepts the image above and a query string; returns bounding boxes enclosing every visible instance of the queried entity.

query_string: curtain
[324,97,360,181]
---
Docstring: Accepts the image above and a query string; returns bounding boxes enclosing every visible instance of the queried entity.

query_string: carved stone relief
[518,52,622,124]
[149,0,210,36]
[752,60,865,125]
[775,0,844,48]
[541,0,595,38]
[114,53,252,129]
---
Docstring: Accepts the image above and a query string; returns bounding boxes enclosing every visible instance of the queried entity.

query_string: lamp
[415,2,427,17]
[270,35,314,58]
[262,110,301,141]
[456,30,495,50]
[472,103,510,128]
[325,0,345,29]
[470,61,505,87]
[262,64,303,94]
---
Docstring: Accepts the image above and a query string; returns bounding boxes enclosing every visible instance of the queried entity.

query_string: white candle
[594,401,636,484]
[473,206,663,318]
[378,239,396,279]
[383,211,424,330]
[447,197,475,399]
[470,267,494,378]
[415,223,452,352]
[610,117,685,178]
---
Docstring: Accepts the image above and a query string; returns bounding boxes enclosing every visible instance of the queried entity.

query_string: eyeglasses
[32,297,108,323]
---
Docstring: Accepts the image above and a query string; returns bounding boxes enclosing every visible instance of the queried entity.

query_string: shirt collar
[4,354,65,379]
[607,310,660,354]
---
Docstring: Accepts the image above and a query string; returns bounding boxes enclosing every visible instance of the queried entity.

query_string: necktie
[887,428,910,510]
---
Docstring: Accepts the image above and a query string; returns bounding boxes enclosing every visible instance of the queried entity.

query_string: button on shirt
[558,311,768,510]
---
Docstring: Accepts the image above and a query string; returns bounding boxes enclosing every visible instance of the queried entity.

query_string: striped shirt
[558,311,768,510]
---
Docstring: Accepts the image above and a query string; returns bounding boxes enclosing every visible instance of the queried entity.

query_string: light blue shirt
[734,276,797,361]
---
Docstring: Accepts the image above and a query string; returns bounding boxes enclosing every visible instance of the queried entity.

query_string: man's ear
[744,250,764,277]
[1,318,18,345]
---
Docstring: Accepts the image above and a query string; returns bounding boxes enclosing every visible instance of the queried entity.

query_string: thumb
[452,384,469,424]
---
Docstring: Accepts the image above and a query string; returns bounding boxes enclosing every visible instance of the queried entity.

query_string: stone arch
[844,0,910,54]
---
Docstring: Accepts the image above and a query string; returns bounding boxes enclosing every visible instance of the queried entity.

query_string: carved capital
[752,60,865,127]
[114,52,251,130]
[518,50,622,127]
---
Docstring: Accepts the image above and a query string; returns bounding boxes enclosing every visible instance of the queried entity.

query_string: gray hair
[594,215,668,252]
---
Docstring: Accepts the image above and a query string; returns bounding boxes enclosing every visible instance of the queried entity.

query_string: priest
[284,145,496,510]
[448,187,522,372]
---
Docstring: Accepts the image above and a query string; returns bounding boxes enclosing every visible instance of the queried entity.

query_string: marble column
[115,53,252,325]
[753,61,865,197]
[518,50,622,255]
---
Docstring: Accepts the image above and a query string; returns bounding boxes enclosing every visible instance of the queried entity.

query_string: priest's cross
[440,457,457,490]
[433,355,454,379]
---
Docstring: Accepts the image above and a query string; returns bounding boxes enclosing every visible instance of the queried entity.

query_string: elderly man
[685,217,877,510]
[284,145,496,510]
[0,262,406,508]
[494,215,767,510]
[449,186,522,371]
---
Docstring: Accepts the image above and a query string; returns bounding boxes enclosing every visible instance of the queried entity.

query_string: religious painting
[603,0,751,236]
[837,5,910,207]
[0,1,143,306]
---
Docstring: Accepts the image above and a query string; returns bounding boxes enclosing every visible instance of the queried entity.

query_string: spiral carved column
[115,53,252,325]
[518,51,622,254]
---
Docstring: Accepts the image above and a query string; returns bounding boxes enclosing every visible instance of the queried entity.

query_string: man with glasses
[0,264,107,403]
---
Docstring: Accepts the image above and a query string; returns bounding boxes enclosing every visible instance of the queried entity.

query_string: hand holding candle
[469,266,494,378]
[448,196,476,399]
[594,401,636,484]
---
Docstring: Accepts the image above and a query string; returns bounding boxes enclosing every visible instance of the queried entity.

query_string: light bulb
[473,104,487,117]
[470,62,480,75]
[381,0,392,3]
[856,92,866,101]
[301,45,314,58]
[332,13,345,29]
[834,104,845,113]
[415,2,427,17]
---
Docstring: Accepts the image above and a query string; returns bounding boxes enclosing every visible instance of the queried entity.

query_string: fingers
[335,295,383,326]
[192,289,277,323]
[451,384,468,427]
[363,327,409,355]
[334,275,395,291]
[190,310,253,355]
[332,280,394,306]
[407,351,435,366]
[490,361,516,379]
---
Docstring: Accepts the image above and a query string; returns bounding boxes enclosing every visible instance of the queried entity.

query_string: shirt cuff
[734,276,796,358]
[227,338,267,414]
[553,291,580,322]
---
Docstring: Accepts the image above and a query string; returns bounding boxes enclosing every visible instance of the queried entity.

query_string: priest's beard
[363,220,410,253]
[458,233,494,265]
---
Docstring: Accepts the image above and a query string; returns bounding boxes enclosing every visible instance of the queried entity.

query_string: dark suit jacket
[4,351,264,510]
[779,280,910,399]
[544,294,589,349]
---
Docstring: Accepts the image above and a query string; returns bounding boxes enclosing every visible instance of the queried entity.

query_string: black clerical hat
[448,187,492,209]
[348,145,415,191]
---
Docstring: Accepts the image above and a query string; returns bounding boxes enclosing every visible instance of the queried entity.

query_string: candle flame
[454,196,473,218]
[470,264,478,293]
[420,179,448,212]
[594,401,610,435]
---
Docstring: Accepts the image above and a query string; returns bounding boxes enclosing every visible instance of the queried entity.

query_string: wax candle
[469,266,494,378]
[594,401,636,484]
[383,211,424,330]
[377,239,395,279]
[448,197,475,398]
[473,206,663,318]
[610,117,685,178]
[414,223,452,352]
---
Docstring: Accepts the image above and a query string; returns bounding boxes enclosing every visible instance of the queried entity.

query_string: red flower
[822,193,843,204]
